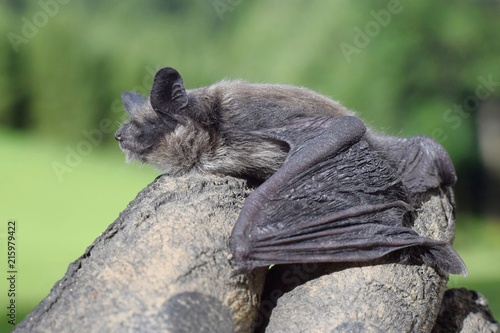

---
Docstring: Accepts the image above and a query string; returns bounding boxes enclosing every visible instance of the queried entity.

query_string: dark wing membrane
[230,116,466,275]
[380,135,458,196]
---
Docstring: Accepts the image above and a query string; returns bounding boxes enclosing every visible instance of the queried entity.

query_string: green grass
[0,129,498,332]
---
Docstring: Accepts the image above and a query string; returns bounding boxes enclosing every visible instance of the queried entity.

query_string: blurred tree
[0,0,498,215]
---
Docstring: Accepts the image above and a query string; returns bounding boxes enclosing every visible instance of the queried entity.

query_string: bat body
[115,67,467,276]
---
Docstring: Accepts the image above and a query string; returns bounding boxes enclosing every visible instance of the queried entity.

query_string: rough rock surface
[14,174,498,333]
[14,174,265,333]
[432,288,499,333]
[264,188,457,333]
[264,263,447,333]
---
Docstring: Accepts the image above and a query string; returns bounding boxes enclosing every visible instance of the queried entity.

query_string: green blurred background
[1,0,499,330]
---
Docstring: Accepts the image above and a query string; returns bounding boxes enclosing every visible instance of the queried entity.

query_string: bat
[115,67,467,276]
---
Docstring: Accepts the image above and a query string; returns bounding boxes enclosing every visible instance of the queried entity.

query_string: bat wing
[230,116,466,275]
[379,134,458,196]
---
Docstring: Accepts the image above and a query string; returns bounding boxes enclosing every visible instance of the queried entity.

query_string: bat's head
[115,67,213,174]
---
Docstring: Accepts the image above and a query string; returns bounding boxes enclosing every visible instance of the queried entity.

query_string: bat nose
[114,131,123,142]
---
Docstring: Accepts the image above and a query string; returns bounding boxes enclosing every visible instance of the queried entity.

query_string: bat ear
[150,67,189,116]
[121,92,148,116]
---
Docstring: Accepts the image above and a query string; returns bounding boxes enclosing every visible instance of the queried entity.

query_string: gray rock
[265,188,456,333]
[432,288,499,333]
[14,174,265,333]
[264,263,447,333]
[14,173,498,333]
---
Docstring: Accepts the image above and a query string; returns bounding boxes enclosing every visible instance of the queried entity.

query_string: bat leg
[259,116,367,193]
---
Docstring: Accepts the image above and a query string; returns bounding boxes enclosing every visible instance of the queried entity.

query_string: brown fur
[116,68,353,178]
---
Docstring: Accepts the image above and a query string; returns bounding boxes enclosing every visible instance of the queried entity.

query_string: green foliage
[450,217,500,319]
[1,1,499,167]
[1,1,499,329]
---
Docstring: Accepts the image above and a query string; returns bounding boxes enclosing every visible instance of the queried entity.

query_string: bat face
[115,92,167,163]
[116,67,467,276]
[115,69,216,175]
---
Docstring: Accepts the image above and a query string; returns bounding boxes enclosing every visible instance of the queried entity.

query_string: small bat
[115,67,467,276]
